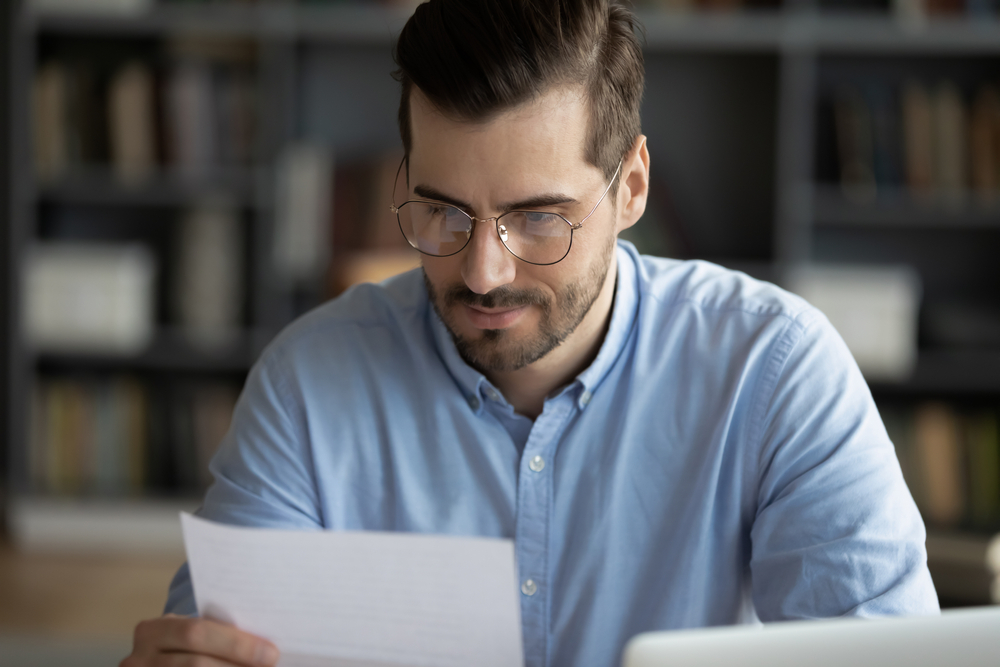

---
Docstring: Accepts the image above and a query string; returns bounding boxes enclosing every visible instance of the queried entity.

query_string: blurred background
[1,0,999,662]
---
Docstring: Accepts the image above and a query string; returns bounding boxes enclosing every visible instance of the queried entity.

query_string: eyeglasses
[390,158,622,266]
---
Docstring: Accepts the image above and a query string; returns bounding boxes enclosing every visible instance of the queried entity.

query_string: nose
[461,217,517,295]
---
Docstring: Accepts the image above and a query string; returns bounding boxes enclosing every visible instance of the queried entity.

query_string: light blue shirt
[166,240,938,667]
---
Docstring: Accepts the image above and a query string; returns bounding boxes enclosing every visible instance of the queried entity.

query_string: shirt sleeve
[748,310,939,620]
[164,348,323,615]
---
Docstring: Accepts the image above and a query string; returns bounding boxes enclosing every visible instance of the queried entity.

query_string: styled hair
[393,0,644,183]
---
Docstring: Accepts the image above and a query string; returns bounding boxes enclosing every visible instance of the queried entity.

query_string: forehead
[407,85,595,188]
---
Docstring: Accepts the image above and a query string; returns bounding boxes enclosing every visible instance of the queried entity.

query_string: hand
[120,614,280,667]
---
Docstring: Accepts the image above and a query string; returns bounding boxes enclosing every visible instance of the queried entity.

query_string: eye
[524,211,550,223]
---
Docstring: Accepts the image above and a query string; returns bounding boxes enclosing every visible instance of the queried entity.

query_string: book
[64,62,106,170]
[932,80,968,205]
[171,385,199,493]
[174,197,244,347]
[121,377,148,493]
[969,84,1000,203]
[893,0,928,25]
[833,86,877,203]
[165,59,216,181]
[867,84,902,190]
[92,380,122,494]
[165,35,258,178]
[23,243,157,354]
[926,0,966,14]
[20,375,236,547]
[32,61,69,182]
[274,143,333,284]
[914,402,966,527]
[31,376,150,496]
[901,79,935,198]
[214,68,257,168]
[59,380,91,495]
[966,411,1000,530]
[145,382,172,492]
[107,60,157,185]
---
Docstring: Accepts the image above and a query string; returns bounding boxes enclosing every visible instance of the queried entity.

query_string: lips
[462,304,529,330]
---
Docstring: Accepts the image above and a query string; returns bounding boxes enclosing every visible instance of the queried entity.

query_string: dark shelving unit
[3,1,999,605]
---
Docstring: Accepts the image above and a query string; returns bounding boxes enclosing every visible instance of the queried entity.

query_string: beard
[424,238,615,374]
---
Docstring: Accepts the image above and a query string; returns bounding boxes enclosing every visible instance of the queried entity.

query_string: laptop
[622,606,1000,667]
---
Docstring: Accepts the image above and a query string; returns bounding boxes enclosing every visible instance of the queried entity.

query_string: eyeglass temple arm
[578,160,623,226]
[389,155,407,212]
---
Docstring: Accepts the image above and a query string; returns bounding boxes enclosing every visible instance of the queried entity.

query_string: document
[181,513,524,667]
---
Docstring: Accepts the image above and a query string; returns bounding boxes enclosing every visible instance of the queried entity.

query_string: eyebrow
[412,184,579,214]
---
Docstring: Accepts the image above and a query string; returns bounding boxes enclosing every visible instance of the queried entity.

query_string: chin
[453,326,564,374]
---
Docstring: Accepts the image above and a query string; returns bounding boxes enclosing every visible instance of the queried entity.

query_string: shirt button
[521,579,537,596]
[580,390,592,406]
[528,455,545,472]
[468,396,480,411]
[486,387,500,402]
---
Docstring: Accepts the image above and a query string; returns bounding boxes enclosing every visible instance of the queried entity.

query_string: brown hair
[393,0,644,183]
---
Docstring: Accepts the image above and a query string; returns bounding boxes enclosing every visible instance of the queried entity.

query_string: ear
[615,135,650,234]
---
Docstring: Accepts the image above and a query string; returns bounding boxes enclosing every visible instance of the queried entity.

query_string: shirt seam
[642,290,813,325]
[744,315,811,518]
[258,347,325,526]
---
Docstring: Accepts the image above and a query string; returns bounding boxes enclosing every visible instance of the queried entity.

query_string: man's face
[407,86,622,374]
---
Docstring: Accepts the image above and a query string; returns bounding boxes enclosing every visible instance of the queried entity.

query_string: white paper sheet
[180,513,524,667]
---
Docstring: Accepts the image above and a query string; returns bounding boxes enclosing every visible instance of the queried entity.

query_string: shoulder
[623,248,844,381]
[635,254,819,331]
[257,268,428,375]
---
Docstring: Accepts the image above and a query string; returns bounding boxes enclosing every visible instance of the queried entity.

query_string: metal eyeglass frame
[390,157,623,266]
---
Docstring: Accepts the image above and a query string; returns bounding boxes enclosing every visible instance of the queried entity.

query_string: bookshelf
[3,0,999,605]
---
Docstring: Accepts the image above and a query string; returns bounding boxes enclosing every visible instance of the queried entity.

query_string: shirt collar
[428,240,641,412]
[575,240,640,398]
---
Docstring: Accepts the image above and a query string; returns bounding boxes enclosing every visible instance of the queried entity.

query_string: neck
[487,261,618,419]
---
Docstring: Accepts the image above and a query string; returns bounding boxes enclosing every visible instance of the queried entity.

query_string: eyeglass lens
[396,202,572,265]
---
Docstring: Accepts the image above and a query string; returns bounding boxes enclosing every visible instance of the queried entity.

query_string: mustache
[444,284,547,311]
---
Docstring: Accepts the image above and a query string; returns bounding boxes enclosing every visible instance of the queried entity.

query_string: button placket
[514,398,574,667]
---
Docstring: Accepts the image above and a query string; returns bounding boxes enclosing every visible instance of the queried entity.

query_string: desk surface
[0,541,182,641]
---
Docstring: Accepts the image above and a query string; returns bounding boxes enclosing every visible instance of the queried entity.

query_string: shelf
[25,2,266,37]
[23,2,413,42]
[869,349,1000,395]
[34,327,270,373]
[813,185,1000,230]
[811,13,1000,56]
[7,495,198,556]
[641,10,786,53]
[35,168,261,209]
[644,11,1000,56]
[22,5,1000,55]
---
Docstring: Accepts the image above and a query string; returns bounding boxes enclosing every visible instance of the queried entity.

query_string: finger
[136,615,280,667]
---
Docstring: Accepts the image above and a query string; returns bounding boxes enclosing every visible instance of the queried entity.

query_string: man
[122,1,938,666]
